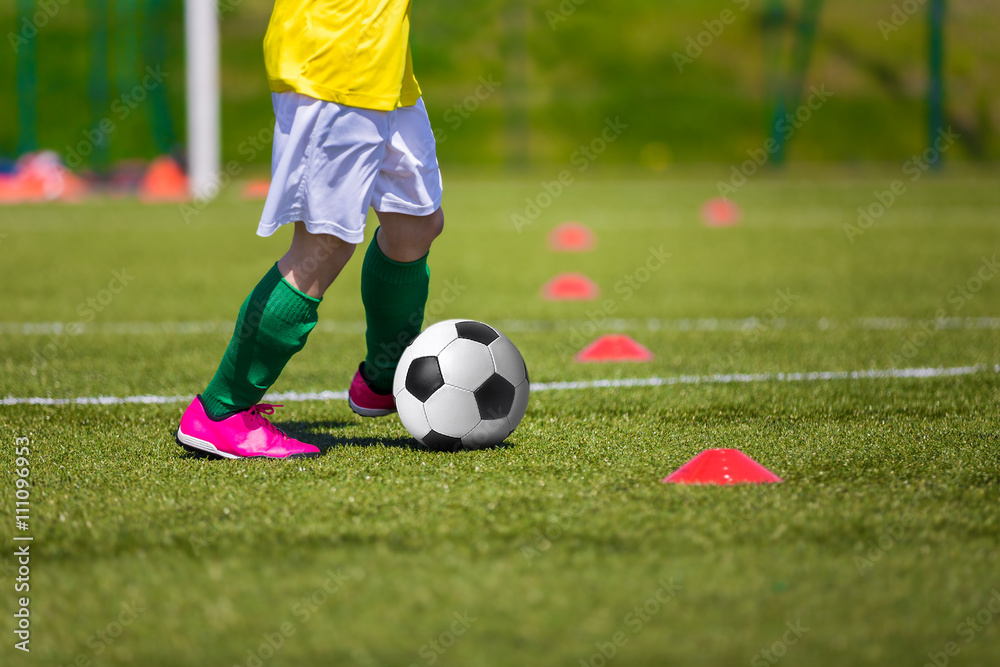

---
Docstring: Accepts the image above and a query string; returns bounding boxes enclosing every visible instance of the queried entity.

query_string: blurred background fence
[3,0,999,171]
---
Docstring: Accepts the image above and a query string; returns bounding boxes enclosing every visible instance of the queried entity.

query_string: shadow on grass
[174,420,515,458]
[280,420,517,454]
[277,420,420,452]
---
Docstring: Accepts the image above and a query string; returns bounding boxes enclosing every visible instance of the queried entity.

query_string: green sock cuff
[362,229,429,285]
[256,262,283,293]
[269,264,322,323]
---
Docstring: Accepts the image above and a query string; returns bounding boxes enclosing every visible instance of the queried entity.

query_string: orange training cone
[701,198,741,227]
[243,179,271,199]
[0,151,88,202]
[662,449,782,485]
[140,156,190,202]
[575,334,653,362]
[542,273,599,301]
[549,222,596,252]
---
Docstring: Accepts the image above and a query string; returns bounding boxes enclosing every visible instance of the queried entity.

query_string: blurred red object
[549,222,596,251]
[0,152,88,203]
[542,273,599,301]
[701,197,741,227]
[575,334,653,362]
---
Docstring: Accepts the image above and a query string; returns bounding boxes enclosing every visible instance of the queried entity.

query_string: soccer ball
[393,319,529,450]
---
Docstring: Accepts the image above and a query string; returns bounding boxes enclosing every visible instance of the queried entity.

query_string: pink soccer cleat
[348,363,396,417]
[175,396,320,459]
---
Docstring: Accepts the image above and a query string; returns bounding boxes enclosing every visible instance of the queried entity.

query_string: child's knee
[426,208,445,240]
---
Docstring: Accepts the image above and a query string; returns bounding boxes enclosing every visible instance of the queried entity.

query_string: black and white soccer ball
[393,319,529,450]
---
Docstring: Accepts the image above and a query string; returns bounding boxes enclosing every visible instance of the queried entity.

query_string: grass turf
[1,170,999,666]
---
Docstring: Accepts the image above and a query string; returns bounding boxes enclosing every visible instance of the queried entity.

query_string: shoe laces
[246,403,286,438]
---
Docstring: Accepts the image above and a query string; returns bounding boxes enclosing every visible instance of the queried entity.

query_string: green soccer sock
[361,228,430,394]
[200,263,321,420]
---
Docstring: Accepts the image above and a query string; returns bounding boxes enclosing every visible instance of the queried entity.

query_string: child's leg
[359,207,444,394]
[278,220,358,297]
[200,222,356,419]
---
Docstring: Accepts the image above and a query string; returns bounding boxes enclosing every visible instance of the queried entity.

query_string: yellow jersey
[264,0,421,111]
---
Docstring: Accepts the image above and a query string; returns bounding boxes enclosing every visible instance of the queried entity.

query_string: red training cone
[662,449,782,485]
[542,273,599,301]
[575,334,653,362]
[549,222,596,252]
[701,198,741,227]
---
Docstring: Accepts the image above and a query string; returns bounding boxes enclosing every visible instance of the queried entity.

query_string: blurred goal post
[184,0,220,200]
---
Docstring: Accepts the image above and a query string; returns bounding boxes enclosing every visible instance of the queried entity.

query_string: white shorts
[257,92,443,244]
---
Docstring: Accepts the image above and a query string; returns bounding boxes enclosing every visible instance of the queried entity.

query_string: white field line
[2,316,1000,337]
[529,364,998,392]
[2,364,996,407]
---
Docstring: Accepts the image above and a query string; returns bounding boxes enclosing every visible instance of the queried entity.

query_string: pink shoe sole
[348,395,396,418]
[175,429,241,459]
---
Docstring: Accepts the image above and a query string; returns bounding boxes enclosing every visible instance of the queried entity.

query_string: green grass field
[1,170,999,666]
